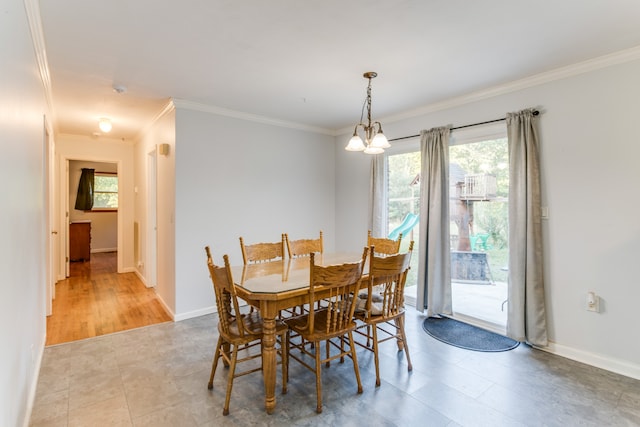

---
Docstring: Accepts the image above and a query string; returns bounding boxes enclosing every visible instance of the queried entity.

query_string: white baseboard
[537,341,640,381]
[150,288,175,321]
[174,306,216,322]
[133,270,153,288]
[90,247,117,253]
[24,332,46,427]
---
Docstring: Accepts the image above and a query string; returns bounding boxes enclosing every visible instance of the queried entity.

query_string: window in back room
[93,172,118,211]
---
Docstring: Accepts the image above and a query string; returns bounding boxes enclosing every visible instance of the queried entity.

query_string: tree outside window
[93,173,118,210]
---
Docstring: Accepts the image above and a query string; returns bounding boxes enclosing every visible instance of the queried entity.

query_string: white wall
[134,104,176,314]
[57,135,135,273]
[68,160,118,252]
[336,56,640,379]
[173,105,336,319]
[0,0,49,425]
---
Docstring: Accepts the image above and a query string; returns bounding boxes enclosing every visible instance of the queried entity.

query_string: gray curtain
[506,109,548,346]
[75,168,94,211]
[416,126,452,316]
[370,155,388,237]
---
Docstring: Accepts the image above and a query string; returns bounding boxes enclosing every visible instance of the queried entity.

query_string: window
[93,172,118,210]
[387,150,421,299]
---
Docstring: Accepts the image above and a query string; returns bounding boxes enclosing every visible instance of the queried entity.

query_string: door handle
[51,231,58,235]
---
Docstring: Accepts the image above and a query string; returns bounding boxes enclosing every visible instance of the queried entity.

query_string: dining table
[231,251,366,414]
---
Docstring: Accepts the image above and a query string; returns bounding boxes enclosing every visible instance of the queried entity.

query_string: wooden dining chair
[239,235,285,264]
[204,246,288,416]
[283,231,324,316]
[353,242,414,386]
[367,229,402,255]
[239,235,286,314]
[285,248,369,413]
[284,231,323,258]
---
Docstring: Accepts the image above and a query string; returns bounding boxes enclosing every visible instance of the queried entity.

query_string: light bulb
[364,145,384,154]
[370,131,390,149]
[99,118,112,133]
[345,135,365,151]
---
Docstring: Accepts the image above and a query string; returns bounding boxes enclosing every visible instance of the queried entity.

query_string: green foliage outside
[388,137,510,287]
[94,175,118,208]
[450,138,509,283]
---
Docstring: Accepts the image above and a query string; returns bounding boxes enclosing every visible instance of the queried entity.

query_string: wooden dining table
[231,252,366,414]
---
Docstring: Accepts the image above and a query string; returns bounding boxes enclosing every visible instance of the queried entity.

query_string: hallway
[46,252,171,345]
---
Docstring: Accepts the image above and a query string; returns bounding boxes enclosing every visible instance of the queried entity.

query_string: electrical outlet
[541,206,549,219]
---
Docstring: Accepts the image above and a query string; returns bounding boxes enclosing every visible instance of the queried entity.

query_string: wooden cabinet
[70,221,91,262]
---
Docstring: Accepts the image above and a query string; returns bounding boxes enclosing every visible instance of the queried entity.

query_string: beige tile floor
[30,307,640,427]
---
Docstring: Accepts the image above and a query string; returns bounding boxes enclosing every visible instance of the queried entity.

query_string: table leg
[261,305,277,414]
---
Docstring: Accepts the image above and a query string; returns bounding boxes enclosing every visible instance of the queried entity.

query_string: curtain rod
[388,110,539,142]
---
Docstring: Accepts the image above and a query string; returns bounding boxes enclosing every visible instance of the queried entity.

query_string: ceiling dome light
[99,118,112,133]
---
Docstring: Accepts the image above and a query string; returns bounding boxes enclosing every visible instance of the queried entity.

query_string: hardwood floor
[46,252,172,346]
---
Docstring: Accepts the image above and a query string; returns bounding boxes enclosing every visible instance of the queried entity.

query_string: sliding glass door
[386,127,509,329]
[449,136,508,328]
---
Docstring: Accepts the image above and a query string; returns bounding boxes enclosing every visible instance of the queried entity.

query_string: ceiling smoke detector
[113,84,127,94]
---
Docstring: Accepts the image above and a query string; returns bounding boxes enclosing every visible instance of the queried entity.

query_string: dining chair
[239,235,286,314]
[284,231,323,258]
[285,247,369,413]
[283,231,324,316]
[204,246,288,416]
[353,242,414,386]
[367,229,402,255]
[239,235,285,264]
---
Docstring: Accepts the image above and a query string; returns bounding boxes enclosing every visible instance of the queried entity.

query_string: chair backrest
[305,247,369,335]
[239,235,285,264]
[205,246,248,338]
[285,231,323,258]
[366,241,414,318]
[367,230,402,255]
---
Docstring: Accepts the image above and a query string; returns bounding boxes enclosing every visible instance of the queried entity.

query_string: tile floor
[30,307,640,426]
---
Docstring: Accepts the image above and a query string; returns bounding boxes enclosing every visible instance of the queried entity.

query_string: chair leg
[222,345,239,416]
[348,331,363,394]
[222,342,231,367]
[372,325,381,387]
[325,339,331,368]
[314,341,323,414]
[398,316,412,371]
[208,336,224,389]
[394,318,404,351]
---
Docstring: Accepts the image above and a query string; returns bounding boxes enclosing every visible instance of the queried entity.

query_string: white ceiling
[38,0,640,141]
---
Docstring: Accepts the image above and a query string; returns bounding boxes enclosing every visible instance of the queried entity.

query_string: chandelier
[345,72,390,154]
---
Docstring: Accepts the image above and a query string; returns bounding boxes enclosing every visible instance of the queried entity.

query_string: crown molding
[172,98,335,136]
[341,44,640,134]
[24,0,57,135]
[133,99,176,142]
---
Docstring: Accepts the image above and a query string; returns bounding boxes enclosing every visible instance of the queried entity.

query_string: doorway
[385,125,509,332]
[67,160,119,272]
[449,136,508,329]
[146,148,158,287]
